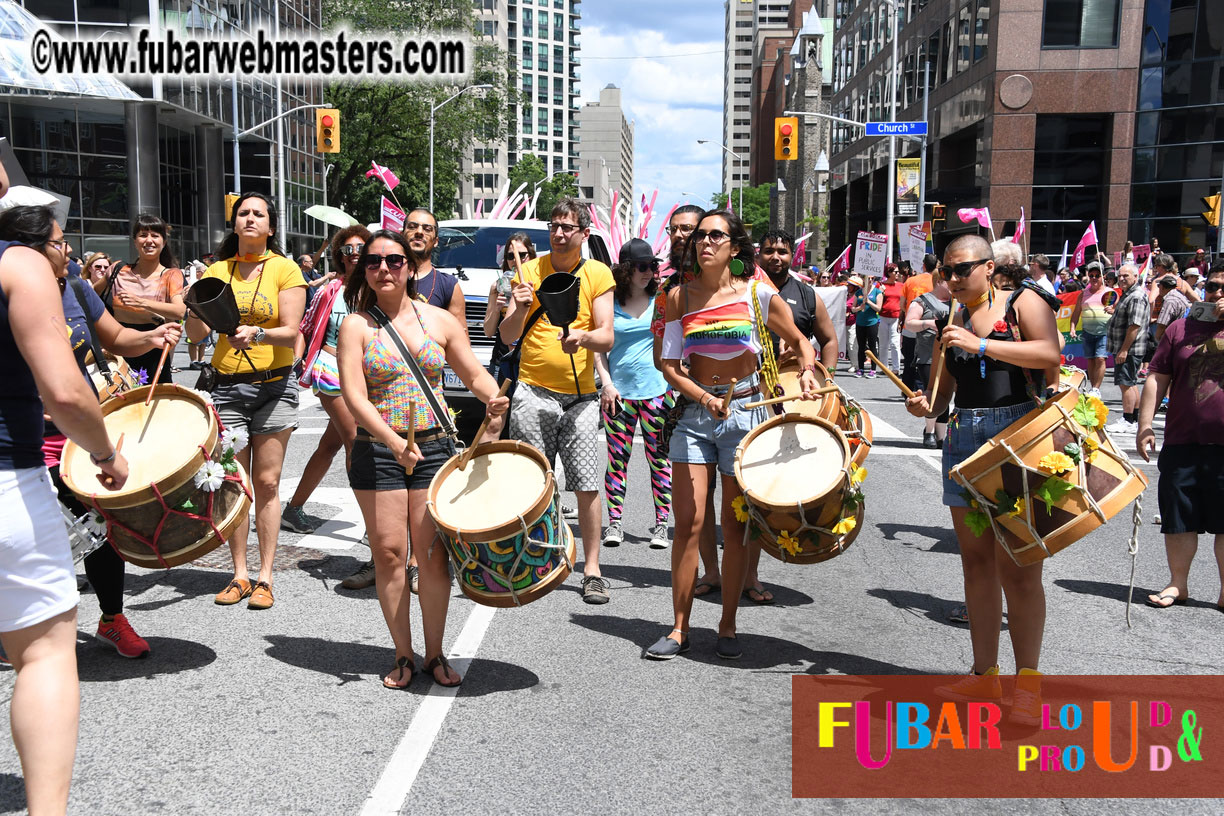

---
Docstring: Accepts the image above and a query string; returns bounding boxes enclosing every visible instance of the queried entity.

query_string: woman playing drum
[185,192,307,610]
[904,234,1061,723]
[649,210,820,661]
[107,214,186,384]
[337,230,508,689]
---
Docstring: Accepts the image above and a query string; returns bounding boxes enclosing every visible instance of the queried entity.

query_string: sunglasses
[666,223,696,236]
[1205,281,1224,294]
[363,254,408,271]
[1088,273,1101,279]
[404,221,436,235]
[633,261,659,273]
[693,229,730,245]
[548,222,581,235]
[939,258,991,280]
[509,251,531,260]
[340,243,365,257]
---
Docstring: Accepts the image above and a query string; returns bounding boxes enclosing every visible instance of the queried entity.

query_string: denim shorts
[1080,331,1107,359]
[213,372,299,436]
[942,401,1034,507]
[348,433,457,491]
[669,375,769,477]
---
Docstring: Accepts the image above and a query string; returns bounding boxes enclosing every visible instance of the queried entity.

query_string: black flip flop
[744,585,775,605]
[693,580,720,597]
[1144,592,1188,609]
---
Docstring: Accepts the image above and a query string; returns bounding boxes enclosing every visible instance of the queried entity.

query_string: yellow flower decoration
[832,517,857,536]
[1083,436,1099,463]
[969,499,980,509]
[1007,496,1024,518]
[731,495,749,523]
[1089,396,1109,427]
[777,530,802,557]
[849,464,867,485]
[1038,451,1075,476]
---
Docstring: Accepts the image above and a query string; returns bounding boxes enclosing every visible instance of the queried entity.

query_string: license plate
[443,368,463,390]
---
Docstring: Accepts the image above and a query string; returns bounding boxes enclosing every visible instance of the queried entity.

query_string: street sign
[866,121,928,136]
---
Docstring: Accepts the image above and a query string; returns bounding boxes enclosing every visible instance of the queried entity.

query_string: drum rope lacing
[739,461,857,563]
[955,400,1144,567]
[1124,492,1142,629]
[428,485,573,608]
[88,443,252,570]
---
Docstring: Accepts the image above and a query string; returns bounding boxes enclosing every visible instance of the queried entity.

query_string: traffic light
[315,108,340,153]
[224,193,239,223]
[931,203,946,229]
[774,116,798,161]
[1202,192,1221,227]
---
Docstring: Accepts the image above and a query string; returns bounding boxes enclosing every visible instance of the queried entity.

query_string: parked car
[433,219,613,433]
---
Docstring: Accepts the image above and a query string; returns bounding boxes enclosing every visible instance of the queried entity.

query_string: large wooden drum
[427,440,575,607]
[734,414,865,564]
[774,360,872,466]
[950,387,1148,566]
[61,384,252,568]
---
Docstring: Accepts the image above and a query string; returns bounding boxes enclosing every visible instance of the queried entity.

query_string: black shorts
[1113,353,1143,387]
[1157,444,1224,535]
[347,434,456,491]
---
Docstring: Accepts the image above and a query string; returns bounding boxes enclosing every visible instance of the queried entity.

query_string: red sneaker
[96,614,151,659]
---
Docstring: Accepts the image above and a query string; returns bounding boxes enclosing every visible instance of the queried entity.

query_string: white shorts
[0,467,78,633]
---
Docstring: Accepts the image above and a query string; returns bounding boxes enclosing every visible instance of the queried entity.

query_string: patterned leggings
[602,392,675,524]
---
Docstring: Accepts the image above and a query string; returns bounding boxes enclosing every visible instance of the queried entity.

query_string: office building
[576,84,633,224]
[722,0,754,196]
[750,0,812,187]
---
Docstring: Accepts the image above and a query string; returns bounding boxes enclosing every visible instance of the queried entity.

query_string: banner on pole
[896,158,921,218]
[380,196,405,231]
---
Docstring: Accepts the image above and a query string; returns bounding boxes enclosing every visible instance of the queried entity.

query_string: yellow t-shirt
[203,255,306,374]
[516,254,615,394]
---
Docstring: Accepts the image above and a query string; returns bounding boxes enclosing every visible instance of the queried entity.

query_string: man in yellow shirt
[500,198,615,604]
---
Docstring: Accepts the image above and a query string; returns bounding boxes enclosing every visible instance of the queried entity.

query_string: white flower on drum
[83,513,107,537]
[193,460,226,492]
[220,428,249,455]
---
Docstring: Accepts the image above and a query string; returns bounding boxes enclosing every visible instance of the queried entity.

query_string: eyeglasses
[1205,281,1224,294]
[1087,273,1102,279]
[939,258,991,280]
[404,222,436,235]
[340,243,365,257]
[666,223,696,236]
[693,229,730,245]
[633,261,659,273]
[548,222,581,235]
[45,238,70,255]
[363,254,408,271]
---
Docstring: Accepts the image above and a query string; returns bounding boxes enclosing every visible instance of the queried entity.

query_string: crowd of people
[1,169,1221,815]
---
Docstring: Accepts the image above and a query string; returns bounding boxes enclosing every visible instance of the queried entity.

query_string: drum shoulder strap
[67,276,111,380]
[367,304,460,443]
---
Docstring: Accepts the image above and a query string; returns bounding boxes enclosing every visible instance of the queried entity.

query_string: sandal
[744,584,774,605]
[693,580,720,597]
[409,564,420,595]
[247,581,275,610]
[383,655,415,690]
[425,654,462,688]
[1145,591,1188,609]
[214,578,253,605]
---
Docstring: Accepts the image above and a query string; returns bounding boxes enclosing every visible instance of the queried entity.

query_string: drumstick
[457,380,512,471]
[927,338,946,402]
[403,400,416,476]
[718,377,738,418]
[144,342,173,405]
[865,350,916,399]
[743,383,840,409]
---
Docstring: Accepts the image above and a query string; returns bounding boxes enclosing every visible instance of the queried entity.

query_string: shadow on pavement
[1052,578,1134,603]
[76,637,218,681]
[295,554,374,594]
[454,658,540,696]
[596,563,816,607]
[569,613,928,674]
[875,522,958,554]
[0,772,25,815]
[121,567,231,613]
[865,587,1007,631]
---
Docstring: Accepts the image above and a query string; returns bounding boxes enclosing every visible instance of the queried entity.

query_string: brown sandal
[383,655,415,690]
[425,654,462,688]
[247,581,275,610]
[214,578,253,605]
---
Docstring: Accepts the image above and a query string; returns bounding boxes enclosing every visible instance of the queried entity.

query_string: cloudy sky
[579,1,725,243]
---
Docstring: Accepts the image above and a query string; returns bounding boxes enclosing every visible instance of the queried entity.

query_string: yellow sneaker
[935,666,1002,702]
[1009,668,1043,726]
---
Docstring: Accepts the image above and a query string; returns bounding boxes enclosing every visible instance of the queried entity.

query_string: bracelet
[978,338,988,356]
[90,449,117,466]
[801,364,819,376]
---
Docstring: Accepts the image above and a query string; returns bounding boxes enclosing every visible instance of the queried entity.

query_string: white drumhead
[739,420,846,504]
[62,391,212,498]
[433,450,549,530]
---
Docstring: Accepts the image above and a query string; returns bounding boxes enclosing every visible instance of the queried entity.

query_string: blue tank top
[0,241,48,469]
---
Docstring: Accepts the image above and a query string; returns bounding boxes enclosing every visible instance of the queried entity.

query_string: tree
[322,0,520,220]
[505,154,578,219]
[712,183,774,242]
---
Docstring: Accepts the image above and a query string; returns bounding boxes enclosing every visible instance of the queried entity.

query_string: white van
[433,218,614,428]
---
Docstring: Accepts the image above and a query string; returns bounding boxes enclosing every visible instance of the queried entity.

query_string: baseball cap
[1158,275,1178,288]
[618,238,656,265]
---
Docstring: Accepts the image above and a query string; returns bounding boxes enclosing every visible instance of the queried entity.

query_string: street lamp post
[885,0,900,262]
[697,139,744,214]
[429,84,493,213]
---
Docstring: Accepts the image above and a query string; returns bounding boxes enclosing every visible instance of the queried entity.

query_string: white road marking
[357,604,497,816]
[863,410,910,440]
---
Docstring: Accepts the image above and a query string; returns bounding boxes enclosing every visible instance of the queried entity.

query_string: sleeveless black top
[944,288,1043,409]
[0,241,49,468]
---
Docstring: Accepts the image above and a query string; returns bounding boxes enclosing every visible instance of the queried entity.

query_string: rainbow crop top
[660,281,775,361]
[362,306,447,432]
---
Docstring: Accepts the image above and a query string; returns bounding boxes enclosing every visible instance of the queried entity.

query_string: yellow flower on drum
[1007,496,1024,518]
[832,517,857,536]
[731,495,749,523]
[1089,396,1109,427]
[777,530,802,557]
[1039,451,1075,476]
[1083,436,1100,463]
[849,464,867,485]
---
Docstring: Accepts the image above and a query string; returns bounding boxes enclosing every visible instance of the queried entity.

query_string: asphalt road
[2,346,1221,815]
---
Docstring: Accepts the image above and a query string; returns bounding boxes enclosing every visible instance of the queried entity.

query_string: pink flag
[830,244,851,275]
[957,207,993,231]
[380,196,405,231]
[640,193,648,212]
[792,237,806,268]
[1011,207,1025,243]
[365,161,400,192]
[1072,221,1098,269]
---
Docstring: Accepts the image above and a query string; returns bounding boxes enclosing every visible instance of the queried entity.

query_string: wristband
[978,338,988,356]
[90,448,117,466]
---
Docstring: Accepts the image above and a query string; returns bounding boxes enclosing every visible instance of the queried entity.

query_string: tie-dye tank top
[362,306,447,432]
[679,280,774,361]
